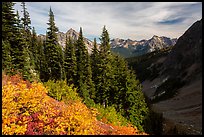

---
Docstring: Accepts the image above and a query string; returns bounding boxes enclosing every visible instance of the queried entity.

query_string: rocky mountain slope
[110,36,177,58]
[38,28,94,53]
[139,19,202,135]
[162,19,202,83]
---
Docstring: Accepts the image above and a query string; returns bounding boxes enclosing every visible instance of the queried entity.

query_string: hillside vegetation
[2,2,149,135]
[2,73,148,135]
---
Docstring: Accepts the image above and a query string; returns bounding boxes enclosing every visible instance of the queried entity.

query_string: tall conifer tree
[64,36,77,85]
[75,27,95,103]
[75,27,88,98]
[21,2,36,74]
[21,2,31,32]
[44,7,64,81]
[2,2,15,72]
[95,26,113,106]
[31,27,40,76]
[90,38,99,99]
[2,2,33,80]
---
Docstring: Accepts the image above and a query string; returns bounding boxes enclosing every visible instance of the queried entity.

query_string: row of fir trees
[2,2,149,131]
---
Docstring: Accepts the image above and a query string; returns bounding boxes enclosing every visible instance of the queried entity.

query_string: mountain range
[110,36,177,58]
[38,28,94,54]
[37,29,177,58]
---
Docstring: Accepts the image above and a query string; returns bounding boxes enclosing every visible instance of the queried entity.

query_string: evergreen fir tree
[21,2,31,32]
[85,44,95,101]
[124,70,149,131]
[2,3,16,72]
[75,27,88,97]
[90,26,149,130]
[31,27,40,75]
[2,40,12,73]
[20,2,35,75]
[39,36,50,82]
[75,27,95,103]
[99,25,111,53]
[64,36,77,85]
[2,2,16,41]
[90,38,99,99]
[44,7,64,81]
[95,26,113,106]
[109,54,128,109]
[2,2,33,80]
[16,10,23,30]
[46,7,58,44]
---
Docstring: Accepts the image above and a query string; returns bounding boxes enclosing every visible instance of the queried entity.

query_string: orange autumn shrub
[2,74,147,135]
[2,74,96,135]
[94,120,148,135]
[110,123,148,135]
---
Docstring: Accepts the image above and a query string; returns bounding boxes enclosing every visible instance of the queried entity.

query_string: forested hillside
[2,2,149,135]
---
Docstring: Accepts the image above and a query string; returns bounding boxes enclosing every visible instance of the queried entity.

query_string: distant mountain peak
[38,28,94,54]
[66,28,77,33]
[110,36,177,58]
[152,35,159,38]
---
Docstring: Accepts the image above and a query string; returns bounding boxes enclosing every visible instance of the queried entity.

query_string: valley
[126,19,202,135]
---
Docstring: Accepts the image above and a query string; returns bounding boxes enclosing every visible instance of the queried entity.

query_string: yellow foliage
[2,76,96,135]
[2,74,147,135]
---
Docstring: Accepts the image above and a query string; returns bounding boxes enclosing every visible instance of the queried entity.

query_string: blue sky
[14,2,202,41]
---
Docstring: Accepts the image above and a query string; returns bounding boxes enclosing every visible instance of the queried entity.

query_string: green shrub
[44,80,81,103]
[88,103,129,126]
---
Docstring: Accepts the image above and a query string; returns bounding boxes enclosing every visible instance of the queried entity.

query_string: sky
[14,2,202,41]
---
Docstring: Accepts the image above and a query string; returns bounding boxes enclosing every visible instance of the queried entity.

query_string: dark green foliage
[44,43,64,81]
[64,36,77,85]
[2,2,34,81]
[2,2,16,41]
[75,28,88,96]
[122,70,149,131]
[2,3,19,67]
[99,25,111,53]
[47,7,58,44]
[30,29,50,82]
[20,2,35,74]
[21,2,31,32]
[85,52,95,100]
[16,10,23,30]
[31,27,40,72]
[20,2,32,45]
[2,40,12,74]
[94,26,113,106]
[39,38,50,82]
[90,26,149,131]
[75,27,95,102]
[44,7,65,81]
[90,38,99,99]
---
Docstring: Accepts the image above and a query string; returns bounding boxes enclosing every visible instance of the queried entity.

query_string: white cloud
[14,2,202,41]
